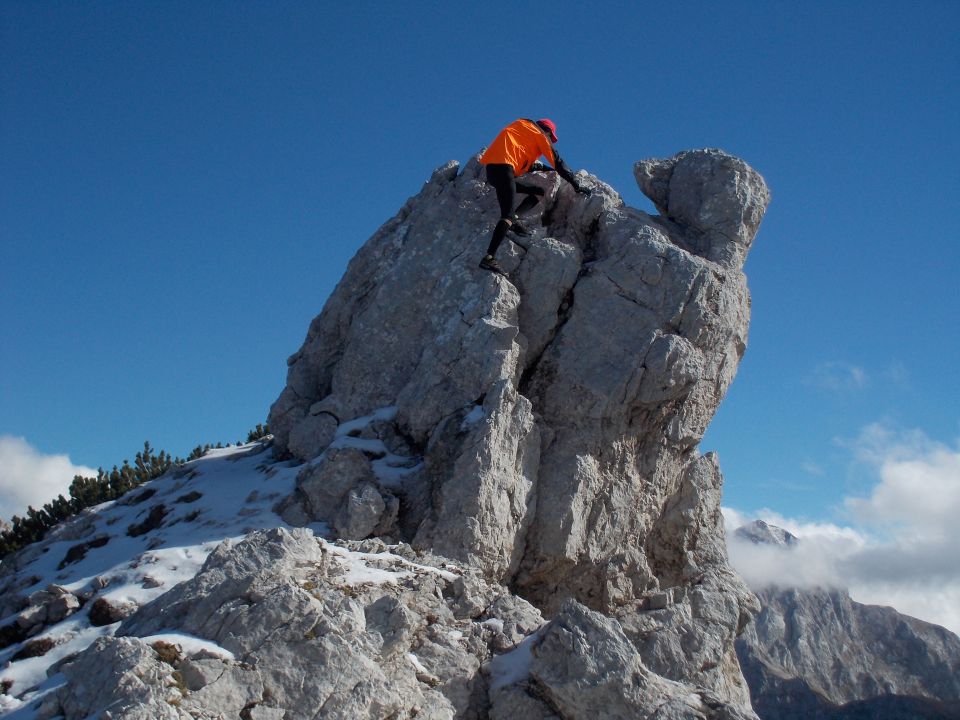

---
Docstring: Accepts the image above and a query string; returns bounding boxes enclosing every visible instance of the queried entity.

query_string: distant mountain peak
[735,519,798,548]
[732,520,960,718]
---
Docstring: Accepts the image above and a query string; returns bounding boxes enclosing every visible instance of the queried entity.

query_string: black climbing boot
[479,254,507,276]
[508,215,531,236]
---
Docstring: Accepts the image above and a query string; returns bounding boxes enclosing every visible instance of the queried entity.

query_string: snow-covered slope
[0,441,299,714]
[0,437,552,720]
[1,427,550,720]
[0,404,467,718]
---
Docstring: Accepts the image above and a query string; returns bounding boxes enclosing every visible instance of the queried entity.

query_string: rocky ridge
[733,522,960,720]
[1,147,771,719]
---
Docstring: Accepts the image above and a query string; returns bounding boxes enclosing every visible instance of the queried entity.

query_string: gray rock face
[50,636,187,720]
[43,528,546,720]
[270,149,765,587]
[264,148,769,711]
[634,148,770,269]
[516,599,757,720]
[738,587,960,719]
[30,150,770,719]
[0,584,83,650]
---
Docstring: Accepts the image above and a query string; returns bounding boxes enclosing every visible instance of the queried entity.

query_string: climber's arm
[531,152,590,194]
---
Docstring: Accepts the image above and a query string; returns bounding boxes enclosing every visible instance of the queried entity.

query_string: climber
[478,118,591,275]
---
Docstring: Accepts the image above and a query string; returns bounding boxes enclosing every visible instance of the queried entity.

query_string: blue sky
[2,1,958,525]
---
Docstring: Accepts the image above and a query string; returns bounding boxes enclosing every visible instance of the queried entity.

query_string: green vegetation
[247,423,270,443]
[0,425,269,559]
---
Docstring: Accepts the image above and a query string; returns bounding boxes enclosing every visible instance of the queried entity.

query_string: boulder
[88,596,138,627]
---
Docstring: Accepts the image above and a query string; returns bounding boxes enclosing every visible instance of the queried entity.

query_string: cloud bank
[725,423,960,636]
[0,436,98,523]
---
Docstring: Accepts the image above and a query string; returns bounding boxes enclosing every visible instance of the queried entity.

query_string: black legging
[485,163,544,256]
[486,163,544,218]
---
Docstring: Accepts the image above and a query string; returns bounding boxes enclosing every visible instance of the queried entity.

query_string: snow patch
[480,618,504,633]
[323,406,422,490]
[328,436,384,454]
[460,404,485,430]
[0,616,110,700]
[0,435,457,709]
[141,632,236,661]
[323,541,460,586]
[0,673,65,719]
[371,455,422,490]
[488,631,539,691]
[333,407,398,439]
[407,652,429,675]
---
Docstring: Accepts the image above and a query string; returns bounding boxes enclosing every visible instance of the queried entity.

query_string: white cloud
[724,507,867,589]
[725,423,960,636]
[844,423,960,542]
[0,436,98,523]
[805,361,869,391]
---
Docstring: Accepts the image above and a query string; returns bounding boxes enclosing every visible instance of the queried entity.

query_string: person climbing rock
[478,118,591,275]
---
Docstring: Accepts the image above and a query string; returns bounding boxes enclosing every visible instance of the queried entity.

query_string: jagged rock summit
[270,148,769,604]
[0,149,770,720]
[265,148,770,712]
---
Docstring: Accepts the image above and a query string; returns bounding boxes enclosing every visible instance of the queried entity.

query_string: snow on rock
[488,631,536,691]
[50,527,546,719]
[273,407,420,540]
[0,445,547,720]
[139,633,236,662]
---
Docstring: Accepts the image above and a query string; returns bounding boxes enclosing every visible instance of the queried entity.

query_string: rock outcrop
[6,517,759,719]
[265,147,769,712]
[40,527,761,720]
[105,528,545,720]
[6,149,771,719]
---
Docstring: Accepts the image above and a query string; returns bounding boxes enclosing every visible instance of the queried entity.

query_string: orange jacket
[480,118,556,175]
